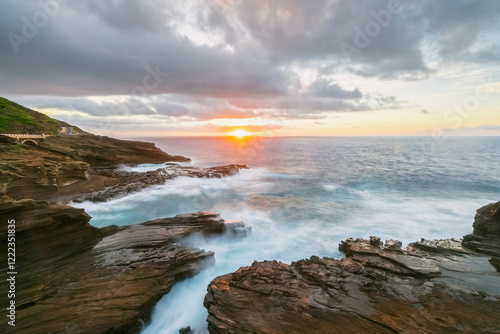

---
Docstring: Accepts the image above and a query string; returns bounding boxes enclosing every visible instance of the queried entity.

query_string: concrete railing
[0,134,49,139]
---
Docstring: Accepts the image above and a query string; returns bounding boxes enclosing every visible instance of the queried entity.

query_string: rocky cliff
[463,200,500,270]
[204,201,500,334]
[0,99,255,333]
[39,135,190,167]
[0,199,249,334]
[0,133,192,201]
[0,133,250,203]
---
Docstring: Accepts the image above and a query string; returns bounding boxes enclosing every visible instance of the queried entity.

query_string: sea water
[74,136,500,333]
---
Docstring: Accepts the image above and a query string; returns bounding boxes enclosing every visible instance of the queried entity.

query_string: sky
[1,0,499,137]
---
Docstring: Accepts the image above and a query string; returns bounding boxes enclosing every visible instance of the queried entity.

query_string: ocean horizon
[74,136,500,333]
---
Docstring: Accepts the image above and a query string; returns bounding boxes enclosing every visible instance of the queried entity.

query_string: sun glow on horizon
[226,129,254,138]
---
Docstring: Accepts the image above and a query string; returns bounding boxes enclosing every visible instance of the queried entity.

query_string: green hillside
[0,97,79,135]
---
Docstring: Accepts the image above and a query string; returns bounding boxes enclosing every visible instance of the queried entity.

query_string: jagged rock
[369,235,382,247]
[0,133,249,203]
[384,238,402,251]
[412,237,471,255]
[55,164,249,203]
[224,220,252,237]
[39,135,190,166]
[463,200,500,258]
[179,326,192,334]
[340,237,441,276]
[0,134,190,201]
[0,200,245,334]
[205,235,500,333]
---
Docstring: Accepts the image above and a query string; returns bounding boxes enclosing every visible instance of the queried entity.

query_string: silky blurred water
[74,136,500,333]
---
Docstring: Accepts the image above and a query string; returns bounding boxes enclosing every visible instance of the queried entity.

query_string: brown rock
[0,133,189,200]
[39,135,190,167]
[463,200,500,258]
[179,326,192,334]
[54,164,249,203]
[205,235,500,333]
[0,199,243,334]
[0,132,248,203]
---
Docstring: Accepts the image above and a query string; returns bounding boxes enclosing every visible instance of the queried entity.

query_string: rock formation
[0,199,250,334]
[1,134,249,203]
[463,201,500,270]
[1,103,256,333]
[204,201,500,334]
[55,163,249,203]
[0,134,190,201]
[39,135,190,167]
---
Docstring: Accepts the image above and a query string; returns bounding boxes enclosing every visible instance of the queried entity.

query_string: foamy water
[73,136,500,333]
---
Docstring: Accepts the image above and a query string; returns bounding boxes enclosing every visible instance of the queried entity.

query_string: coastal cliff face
[0,106,253,333]
[0,199,249,334]
[39,135,190,167]
[54,163,249,203]
[0,99,256,333]
[463,201,500,268]
[204,201,500,334]
[1,133,249,203]
[0,134,190,201]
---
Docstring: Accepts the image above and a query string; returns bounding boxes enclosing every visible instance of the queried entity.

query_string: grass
[0,97,64,134]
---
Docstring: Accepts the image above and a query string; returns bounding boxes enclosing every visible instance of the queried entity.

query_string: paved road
[59,127,74,135]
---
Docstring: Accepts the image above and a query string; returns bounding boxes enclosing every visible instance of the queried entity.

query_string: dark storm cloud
[0,0,290,97]
[1,0,498,125]
[12,96,156,116]
[227,0,430,78]
[208,0,499,77]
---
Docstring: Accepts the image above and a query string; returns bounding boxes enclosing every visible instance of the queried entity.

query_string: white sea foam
[74,168,272,227]
[323,183,343,191]
[73,137,500,334]
[118,163,168,173]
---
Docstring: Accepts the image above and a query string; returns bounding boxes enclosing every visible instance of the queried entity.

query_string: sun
[227,129,253,138]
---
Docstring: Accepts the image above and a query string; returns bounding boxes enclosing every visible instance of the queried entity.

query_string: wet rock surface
[463,201,500,270]
[0,134,248,204]
[204,202,500,334]
[0,199,244,334]
[0,134,190,201]
[57,163,249,203]
[39,135,190,167]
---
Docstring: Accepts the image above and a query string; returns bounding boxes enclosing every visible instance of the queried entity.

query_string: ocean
[74,136,500,333]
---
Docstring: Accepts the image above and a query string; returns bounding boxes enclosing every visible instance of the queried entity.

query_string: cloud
[307,79,362,99]
[421,109,429,114]
[421,0,500,62]
[2,0,499,97]
[434,124,500,136]
[477,125,500,132]
[1,0,499,134]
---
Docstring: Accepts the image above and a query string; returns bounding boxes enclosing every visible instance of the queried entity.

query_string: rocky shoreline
[0,133,251,333]
[58,163,248,203]
[2,132,499,333]
[0,133,248,204]
[0,200,250,333]
[204,201,500,334]
[0,134,190,202]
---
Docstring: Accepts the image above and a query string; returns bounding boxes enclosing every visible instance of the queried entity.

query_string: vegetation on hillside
[0,97,80,135]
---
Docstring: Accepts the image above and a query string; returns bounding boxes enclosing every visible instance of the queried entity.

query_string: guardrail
[0,134,49,138]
